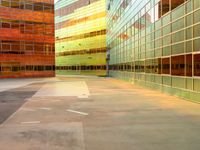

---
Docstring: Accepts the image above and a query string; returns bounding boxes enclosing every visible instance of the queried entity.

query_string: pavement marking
[21,121,41,124]
[78,95,89,98]
[33,81,90,98]
[39,107,52,111]
[67,109,88,116]
[20,108,36,112]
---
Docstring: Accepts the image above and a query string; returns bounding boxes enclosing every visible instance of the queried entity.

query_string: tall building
[107,0,200,102]
[0,0,55,78]
[55,0,107,76]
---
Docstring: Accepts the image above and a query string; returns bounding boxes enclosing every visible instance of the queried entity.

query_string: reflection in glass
[194,54,200,76]
[162,57,170,74]
[171,55,185,76]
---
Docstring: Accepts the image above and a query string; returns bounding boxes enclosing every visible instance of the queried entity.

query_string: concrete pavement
[0,77,200,150]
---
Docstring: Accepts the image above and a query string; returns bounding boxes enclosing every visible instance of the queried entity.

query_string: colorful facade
[0,0,55,78]
[107,0,200,102]
[55,0,107,76]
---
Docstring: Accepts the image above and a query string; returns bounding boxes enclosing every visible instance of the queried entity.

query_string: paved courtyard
[0,76,200,150]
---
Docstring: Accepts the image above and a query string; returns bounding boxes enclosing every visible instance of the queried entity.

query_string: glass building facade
[107,0,200,102]
[0,0,55,78]
[55,0,107,76]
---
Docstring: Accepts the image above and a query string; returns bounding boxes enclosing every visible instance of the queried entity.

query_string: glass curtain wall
[107,0,200,101]
[55,0,107,76]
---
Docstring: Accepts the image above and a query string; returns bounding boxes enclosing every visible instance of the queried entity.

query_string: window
[11,0,20,9]
[12,66,20,72]
[163,25,171,35]
[26,66,34,71]
[171,0,185,10]
[145,59,153,73]
[44,5,53,13]
[161,0,170,16]
[172,30,184,43]
[171,55,185,76]
[194,9,200,24]
[163,46,171,56]
[2,42,11,51]
[194,54,200,76]
[1,0,10,7]
[154,58,162,74]
[2,22,11,28]
[186,54,192,77]
[186,27,193,39]
[172,42,184,54]
[194,0,200,10]
[162,57,170,74]
[172,18,184,32]
[194,38,200,52]
[186,14,193,27]
[34,4,43,11]
[25,3,33,10]
[194,24,200,38]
